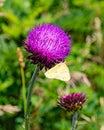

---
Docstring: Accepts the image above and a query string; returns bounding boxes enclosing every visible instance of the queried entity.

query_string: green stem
[71,112,78,130]
[25,65,40,130]
[21,67,26,116]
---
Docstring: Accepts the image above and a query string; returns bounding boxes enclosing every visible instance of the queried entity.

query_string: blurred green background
[0,0,104,130]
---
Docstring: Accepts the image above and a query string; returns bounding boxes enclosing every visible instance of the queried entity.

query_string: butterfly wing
[45,62,70,81]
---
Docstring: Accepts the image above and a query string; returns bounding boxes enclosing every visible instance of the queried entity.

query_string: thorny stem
[25,65,40,130]
[71,112,78,130]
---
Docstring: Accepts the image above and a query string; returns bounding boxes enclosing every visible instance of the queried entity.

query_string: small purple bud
[58,93,86,112]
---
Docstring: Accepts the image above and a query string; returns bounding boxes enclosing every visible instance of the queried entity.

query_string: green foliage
[0,0,104,130]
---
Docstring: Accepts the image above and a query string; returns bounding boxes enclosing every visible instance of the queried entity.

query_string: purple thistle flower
[25,23,71,69]
[58,93,86,112]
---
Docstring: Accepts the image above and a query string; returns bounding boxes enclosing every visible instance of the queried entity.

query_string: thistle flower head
[25,23,71,69]
[58,93,86,112]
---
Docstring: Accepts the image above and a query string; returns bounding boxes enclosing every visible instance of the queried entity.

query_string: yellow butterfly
[45,62,70,81]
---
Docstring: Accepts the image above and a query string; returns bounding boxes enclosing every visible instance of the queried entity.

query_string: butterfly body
[45,62,70,81]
